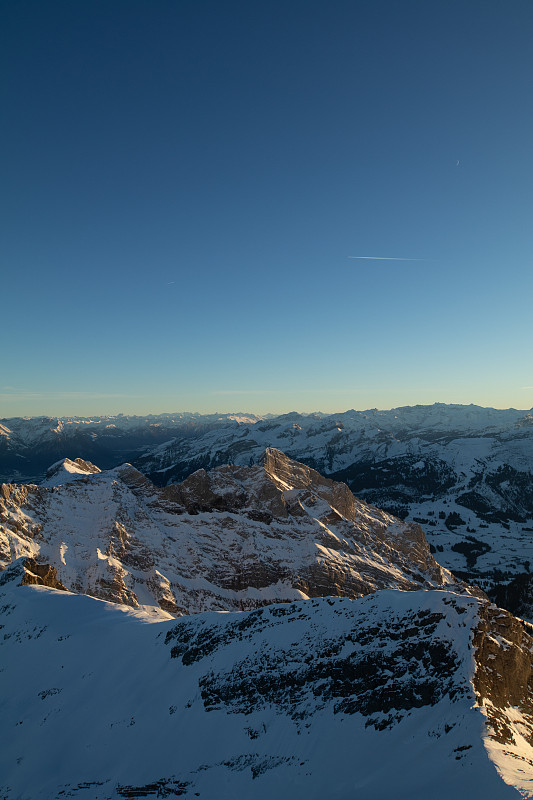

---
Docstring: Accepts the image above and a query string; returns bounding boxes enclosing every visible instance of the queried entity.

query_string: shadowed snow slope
[0,570,532,798]
[0,450,469,616]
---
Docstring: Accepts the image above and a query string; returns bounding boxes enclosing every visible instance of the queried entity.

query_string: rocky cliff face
[0,557,67,591]
[473,602,533,780]
[0,449,469,616]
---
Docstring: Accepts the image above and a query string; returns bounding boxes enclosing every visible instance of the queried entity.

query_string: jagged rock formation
[1,571,532,798]
[0,449,469,616]
[0,557,67,591]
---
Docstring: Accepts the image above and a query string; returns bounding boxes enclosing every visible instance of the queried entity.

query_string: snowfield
[1,569,532,799]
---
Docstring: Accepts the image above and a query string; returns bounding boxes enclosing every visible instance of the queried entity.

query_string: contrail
[348,256,426,261]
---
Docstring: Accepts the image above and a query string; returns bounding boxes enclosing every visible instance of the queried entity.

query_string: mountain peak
[41,457,101,487]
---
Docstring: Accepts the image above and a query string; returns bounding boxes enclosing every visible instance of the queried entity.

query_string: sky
[2,0,533,417]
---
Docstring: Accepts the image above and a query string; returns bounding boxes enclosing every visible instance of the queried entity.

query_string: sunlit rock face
[474,603,533,763]
[0,449,472,616]
[0,557,67,592]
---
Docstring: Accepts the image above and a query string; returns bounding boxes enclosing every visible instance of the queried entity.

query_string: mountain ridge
[1,572,532,798]
[0,448,471,617]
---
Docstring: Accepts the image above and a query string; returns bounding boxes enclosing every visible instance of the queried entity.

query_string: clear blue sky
[2,0,532,417]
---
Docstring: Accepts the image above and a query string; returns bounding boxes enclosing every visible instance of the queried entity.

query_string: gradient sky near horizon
[2,0,533,418]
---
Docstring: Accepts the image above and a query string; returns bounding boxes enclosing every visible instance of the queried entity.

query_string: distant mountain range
[0,412,265,482]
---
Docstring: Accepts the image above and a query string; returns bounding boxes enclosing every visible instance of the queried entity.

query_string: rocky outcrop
[0,557,67,591]
[20,558,68,591]
[474,604,533,748]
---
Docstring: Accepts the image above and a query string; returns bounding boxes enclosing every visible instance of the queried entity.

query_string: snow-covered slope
[1,566,532,799]
[0,450,466,617]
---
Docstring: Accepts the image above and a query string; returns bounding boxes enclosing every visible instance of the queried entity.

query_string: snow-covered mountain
[130,405,533,597]
[1,564,532,798]
[2,441,533,797]
[134,404,533,486]
[0,450,465,617]
[40,456,101,487]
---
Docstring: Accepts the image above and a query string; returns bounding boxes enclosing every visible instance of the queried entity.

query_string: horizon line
[2,401,532,422]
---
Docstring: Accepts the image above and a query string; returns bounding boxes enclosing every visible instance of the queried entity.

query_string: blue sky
[2,0,532,417]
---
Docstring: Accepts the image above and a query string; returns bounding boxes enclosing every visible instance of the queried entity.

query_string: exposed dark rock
[165,599,470,732]
[116,778,190,797]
